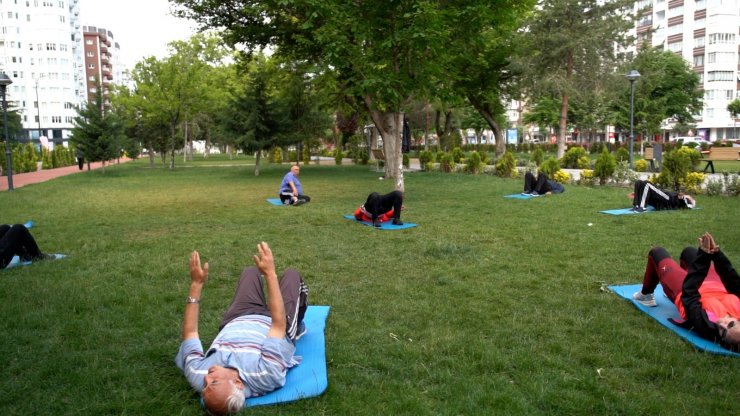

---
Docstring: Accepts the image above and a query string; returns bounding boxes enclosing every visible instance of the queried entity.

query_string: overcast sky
[77,0,199,70]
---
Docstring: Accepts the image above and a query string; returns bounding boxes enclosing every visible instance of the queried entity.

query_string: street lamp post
[626,69,641,170]
[35,74,44,142]
[1,73,14,191]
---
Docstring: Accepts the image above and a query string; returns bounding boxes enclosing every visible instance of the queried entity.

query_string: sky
[77,0,199,70]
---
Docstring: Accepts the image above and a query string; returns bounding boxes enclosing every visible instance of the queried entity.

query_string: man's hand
[253,242,277,277]
[699,232,720,254]
[189,251,209,286]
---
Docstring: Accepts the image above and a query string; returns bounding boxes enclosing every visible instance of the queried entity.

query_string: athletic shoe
[522,192,531,195]
[392,218,404,226]
[294,322,307,341]
[632,291,656,307]
[633,206,646,213]
[529,191,539,196]
[293,199,306,206]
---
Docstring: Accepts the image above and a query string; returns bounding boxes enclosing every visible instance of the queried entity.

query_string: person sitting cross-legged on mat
[176,242,309,415]
[354,190,404,227]
[628,179,695,212]
[279,165,311,206]
[522,171,564,196]
[0,224,57,269]
[633,233,740,352]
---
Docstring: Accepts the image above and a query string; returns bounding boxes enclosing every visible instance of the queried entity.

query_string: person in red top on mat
[633,232,740,352]
[353,190,404,228]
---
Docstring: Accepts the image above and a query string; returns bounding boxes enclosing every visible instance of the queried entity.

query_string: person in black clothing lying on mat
[0,224,58,269]
[354,190,404,227]
[632,232,739,352]
[522,171,564,196]
[628,179,695,212]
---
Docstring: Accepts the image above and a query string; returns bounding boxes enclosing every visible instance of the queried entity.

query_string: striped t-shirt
[176,314,301,397]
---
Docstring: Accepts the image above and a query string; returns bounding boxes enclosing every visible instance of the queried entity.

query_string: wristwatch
[186,296,200,304]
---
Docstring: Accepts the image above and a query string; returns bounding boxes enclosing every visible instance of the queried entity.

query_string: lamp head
[625,70,641,82]
[0,73,12,88]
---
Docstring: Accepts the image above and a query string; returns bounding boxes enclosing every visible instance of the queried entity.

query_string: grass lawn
[1,157,739,415]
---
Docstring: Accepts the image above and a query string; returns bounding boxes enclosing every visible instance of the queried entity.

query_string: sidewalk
[0,158,130,191]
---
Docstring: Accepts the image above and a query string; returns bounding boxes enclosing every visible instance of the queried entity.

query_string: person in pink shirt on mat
[633,232,740,352]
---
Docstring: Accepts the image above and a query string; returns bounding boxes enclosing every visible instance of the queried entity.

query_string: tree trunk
[204,129,211,159]
[368,109,404,192]
[148,150,155,168]
[557,92,569,159]
[254,151,261,176]
[469,99,505,156]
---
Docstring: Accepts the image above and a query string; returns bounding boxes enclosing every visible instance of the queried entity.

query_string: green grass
[1,158,739,415]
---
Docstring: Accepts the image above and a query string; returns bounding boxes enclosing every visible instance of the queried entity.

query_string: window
[59,15,64,23]
[85,39,93,45]
[667,23,682,35]
[89,87,97,93]
[668,5,683,16]
[695,0,706,8]
[655,10,665,22]
[86,51,94,57]
[693,55,704,66]
[51,116,61,123]
[708,33,735,45]
[694,17,705,27]
[87,63,94,69]
[668,41,682,52]
[707,52,735,64]
[88,75,95,81]
[695,36,704,48]
[59,44,66,51]
[45,43,56,51]
[707,71,733,82]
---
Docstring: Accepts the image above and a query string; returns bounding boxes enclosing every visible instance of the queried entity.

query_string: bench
[371,148,385,172]
[700,147,740,173]
[644,147,656,171]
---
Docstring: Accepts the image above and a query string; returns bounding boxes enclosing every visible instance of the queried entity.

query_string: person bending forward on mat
[279,165,311,206]
[0,224,57,269]
[633,232,740,352]
[522,171,564,196]
[354,190,404,227]
[176,242,309,415]
[628,179,695,212]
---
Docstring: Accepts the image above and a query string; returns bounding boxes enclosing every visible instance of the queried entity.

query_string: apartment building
[0,0,87,145]
[632,0,740,141]
[82,25,119,108]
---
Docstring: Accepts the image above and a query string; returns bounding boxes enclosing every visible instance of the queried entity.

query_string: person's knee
[649,247,671,263]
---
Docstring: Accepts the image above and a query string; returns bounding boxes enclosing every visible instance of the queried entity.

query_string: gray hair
[224,384,245,414]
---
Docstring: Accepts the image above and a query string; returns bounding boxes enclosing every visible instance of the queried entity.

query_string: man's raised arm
[181,250,208,341]
[252,242,287,338]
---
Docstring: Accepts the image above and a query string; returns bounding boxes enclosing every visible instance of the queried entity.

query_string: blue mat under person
[267,198,286,206]
[344,215,417,230]
[610,232,740,357]
[177,242,321,415]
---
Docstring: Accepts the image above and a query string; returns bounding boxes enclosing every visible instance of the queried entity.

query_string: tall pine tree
[70,84,118,172]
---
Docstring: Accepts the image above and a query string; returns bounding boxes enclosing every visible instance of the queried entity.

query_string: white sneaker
[632,291,656,307]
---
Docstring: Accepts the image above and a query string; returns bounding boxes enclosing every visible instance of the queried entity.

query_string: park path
[0,158,130,191]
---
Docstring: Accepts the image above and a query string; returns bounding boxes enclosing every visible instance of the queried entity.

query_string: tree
[518,0,634,158]
[728,99,740,141]
[172,0,530,191]
[616,48,703,142]
[70,85,118,172]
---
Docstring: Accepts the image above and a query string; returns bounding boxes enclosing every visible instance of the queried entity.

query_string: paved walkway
[0,158,130,191]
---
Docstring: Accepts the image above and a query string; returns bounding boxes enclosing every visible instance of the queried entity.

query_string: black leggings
[0,224,43,269]
[523,172,552,194]
[364,191,403,220]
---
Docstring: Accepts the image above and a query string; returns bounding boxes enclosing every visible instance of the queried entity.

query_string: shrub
[424,162,435,172]
[42,148,53,169]
[438,152,454,173]
[532,147,544,166]
[478,151,489,165]
[553,170,571,184]
[494,151,516,177]
[705,178,724,196]
[593,149,616,185]
[560,146,588,169]
[613,160,637,184]
[22,143,39,172]
[590,142,604,154]
[539,157,560,178]
[724,173,740,197]
[634,159,648,172]
[661,147,702,191]
[615,147,629,162]
[419,151,433,171]
[579,169,597,186]
[451,147,464,163]
[333,147,343,165]
[679,172,705,195]
[466,151,482,174]
[269,147,283,164]
[403,153,410,169]
[301,146,310,164]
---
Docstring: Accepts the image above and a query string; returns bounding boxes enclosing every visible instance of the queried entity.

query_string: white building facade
[631,0,740,141]
[0,0,87,146]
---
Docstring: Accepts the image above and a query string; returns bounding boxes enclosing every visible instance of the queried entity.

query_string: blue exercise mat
[24,220,33,228]
[610,284,740,357]
[267,198,286,206]
[600,207,656,215]
[246,305,331,407]
[343,215,417,230]
[5,253,66,269]
[504,193,539,199]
